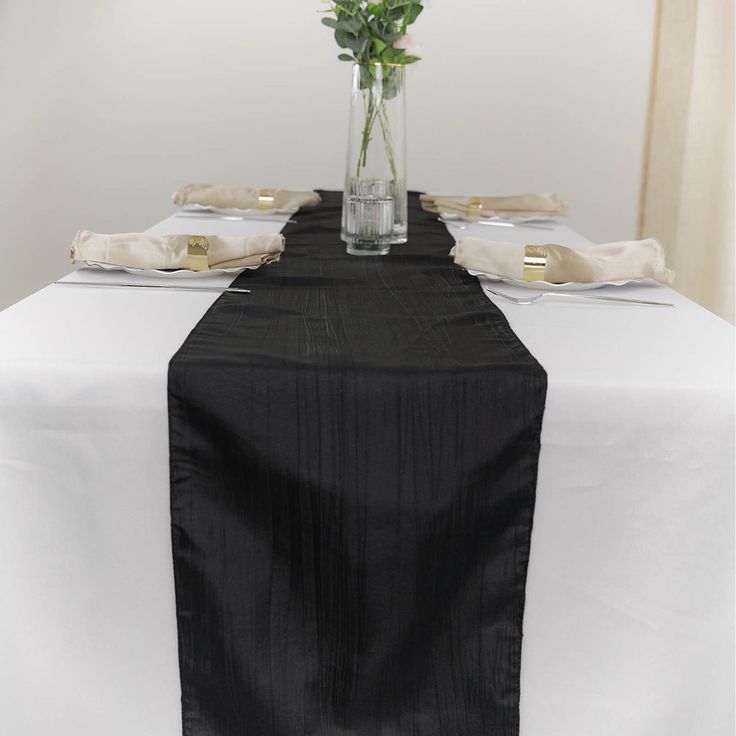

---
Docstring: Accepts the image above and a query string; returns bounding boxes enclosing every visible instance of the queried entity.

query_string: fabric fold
[173,183,321,212]
[451,236,675,284]
[71,230,285,270]
[420,192,568,219]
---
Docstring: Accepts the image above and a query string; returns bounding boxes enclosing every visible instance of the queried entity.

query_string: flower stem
[357,88,377,176]
[356,67,398,182]
[378,103,397,181]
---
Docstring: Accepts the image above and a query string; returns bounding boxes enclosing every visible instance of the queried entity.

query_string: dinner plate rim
[81,262,252,278]
[471,270,649,291]
[179,203,298,217]
[440,212,561,224]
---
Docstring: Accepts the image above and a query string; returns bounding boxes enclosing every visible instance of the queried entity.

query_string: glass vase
[342,63,407,256]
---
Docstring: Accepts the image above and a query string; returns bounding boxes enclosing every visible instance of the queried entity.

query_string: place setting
[449,228,676,307]
[170,183,320,222]
[59,226,283,294]
[419,191,674,307]
[421,191,567,231]
[56,183,325,294]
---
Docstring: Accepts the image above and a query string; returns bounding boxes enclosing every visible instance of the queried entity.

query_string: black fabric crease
[168,191,547,736]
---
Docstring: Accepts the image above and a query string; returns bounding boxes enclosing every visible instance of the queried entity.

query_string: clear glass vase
[342,63,407,256]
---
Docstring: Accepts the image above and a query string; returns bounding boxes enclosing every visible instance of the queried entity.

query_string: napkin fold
[420,192,568,219]
[451,237,675,285]
[173,184,321,212]
[71,231,285,270]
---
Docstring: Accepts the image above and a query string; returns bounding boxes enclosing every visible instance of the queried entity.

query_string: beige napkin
[71,231,285,271]
[451,237,675,284]
[420,193,568,219]
[173,184,321,212]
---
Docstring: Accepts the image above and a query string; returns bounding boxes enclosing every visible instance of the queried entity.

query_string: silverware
[484,285,674,307]
[438,217,554,231]
[54,281,251,294]
[175,212,297,224]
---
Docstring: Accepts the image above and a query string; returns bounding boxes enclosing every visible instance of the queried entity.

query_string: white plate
[472,270,647,291]
[180,203,297,217]
[82,263,252,279]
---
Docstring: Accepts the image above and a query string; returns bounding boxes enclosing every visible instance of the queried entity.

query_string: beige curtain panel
[639,0,735,323]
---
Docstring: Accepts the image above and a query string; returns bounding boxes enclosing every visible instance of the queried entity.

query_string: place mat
[168,191,547,735]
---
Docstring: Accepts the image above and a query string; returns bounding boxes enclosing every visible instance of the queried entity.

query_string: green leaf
[338,53,355,61]
[405,3,423,25]
[373,38,387,54]
[380,46,403,63]
[341,16,362,34]
[321,16,338,29]
[334,28,355,48]
[381,30,403,44]
[335,28,365,53]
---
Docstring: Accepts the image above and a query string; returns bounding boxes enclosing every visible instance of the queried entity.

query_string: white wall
[0,0,656,310]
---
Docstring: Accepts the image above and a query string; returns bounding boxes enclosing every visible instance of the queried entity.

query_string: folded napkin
[173,184,321,212]
[71,230,285,271]
[420,192,568,219]
[451,237,675,285]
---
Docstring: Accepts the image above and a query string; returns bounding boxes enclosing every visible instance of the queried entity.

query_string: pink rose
[393,34,422,58]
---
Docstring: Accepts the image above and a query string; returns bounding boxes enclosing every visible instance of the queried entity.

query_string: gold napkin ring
[523,245,548,282]
[257,188,275,210]
[187,236,210,272]
[466,197,483,218]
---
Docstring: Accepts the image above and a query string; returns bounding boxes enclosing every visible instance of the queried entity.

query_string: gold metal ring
[523,245,548,281]
[257,189,275,209]
[187,235,210,272]
[466,197,483,218]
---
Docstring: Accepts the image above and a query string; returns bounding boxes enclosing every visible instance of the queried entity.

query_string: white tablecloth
[0,213,733,735]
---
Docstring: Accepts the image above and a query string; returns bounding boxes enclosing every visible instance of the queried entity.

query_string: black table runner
[168,192,547,735]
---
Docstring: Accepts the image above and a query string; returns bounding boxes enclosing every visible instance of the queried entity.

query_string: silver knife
[175,212,296,224]
[54,281,251,294]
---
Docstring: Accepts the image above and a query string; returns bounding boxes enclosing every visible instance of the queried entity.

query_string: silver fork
[438,217,554,231]
[484,285,674,307]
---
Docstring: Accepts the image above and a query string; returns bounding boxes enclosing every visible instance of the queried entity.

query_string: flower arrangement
[320,0,423,68]
[321,1,423,181]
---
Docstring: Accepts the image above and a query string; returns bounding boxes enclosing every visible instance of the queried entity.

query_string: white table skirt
[0,213,733,735]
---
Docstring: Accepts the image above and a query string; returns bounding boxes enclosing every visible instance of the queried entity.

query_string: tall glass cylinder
[342,63,407,256]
